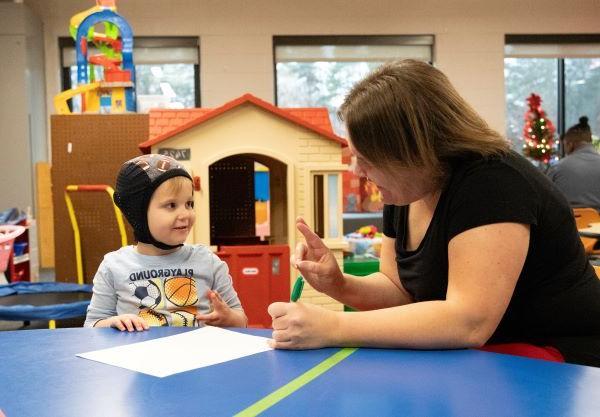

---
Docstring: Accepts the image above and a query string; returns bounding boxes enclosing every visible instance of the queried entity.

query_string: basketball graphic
[171,307,199,327]
[130,279,162,309]
[138,308,167,326]
[164,276,198,307]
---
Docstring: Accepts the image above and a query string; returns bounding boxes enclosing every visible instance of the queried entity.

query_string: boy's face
[147,178,195,246]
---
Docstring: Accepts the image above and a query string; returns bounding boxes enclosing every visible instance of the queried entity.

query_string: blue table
[1,327,599,417]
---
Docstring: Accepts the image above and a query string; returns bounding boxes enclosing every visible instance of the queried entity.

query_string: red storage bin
[217,245,290,328]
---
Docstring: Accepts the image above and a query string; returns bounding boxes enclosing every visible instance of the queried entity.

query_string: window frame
[272,35,435,107]
[309,170,343,241]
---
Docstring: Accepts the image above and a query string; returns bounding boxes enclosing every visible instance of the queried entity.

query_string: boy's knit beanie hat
[113,154,192,250]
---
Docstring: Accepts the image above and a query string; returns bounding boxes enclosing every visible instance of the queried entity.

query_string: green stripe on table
[234,347,358,417]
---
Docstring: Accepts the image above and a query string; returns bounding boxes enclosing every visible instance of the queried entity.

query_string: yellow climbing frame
[64,184,127,286]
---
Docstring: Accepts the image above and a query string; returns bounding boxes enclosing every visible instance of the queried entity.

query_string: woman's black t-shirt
[383,151,600,366]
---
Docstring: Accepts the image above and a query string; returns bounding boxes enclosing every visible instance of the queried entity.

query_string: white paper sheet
[77,326,273,377]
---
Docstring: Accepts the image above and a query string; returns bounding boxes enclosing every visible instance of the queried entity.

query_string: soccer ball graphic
[130,280,162,309]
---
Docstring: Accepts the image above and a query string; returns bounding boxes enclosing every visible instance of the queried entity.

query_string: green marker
[291,276,304,302]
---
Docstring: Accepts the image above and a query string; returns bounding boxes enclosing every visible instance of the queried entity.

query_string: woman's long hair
[339,59,510,179]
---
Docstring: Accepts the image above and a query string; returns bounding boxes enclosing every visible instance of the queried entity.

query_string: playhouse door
[209,156,257,246]
[217,245,290,328]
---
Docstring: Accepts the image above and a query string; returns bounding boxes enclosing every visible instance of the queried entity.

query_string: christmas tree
[522,93,556,164]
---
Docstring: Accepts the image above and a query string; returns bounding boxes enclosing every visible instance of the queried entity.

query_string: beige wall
[23,0,600,163]
[0,2,46,211]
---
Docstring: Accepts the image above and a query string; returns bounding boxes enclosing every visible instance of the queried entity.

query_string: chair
[573,208,600,255]
[581,236,597,255]
[573,207,600,229]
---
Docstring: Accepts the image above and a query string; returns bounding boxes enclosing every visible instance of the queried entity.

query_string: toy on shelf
[361,180,384,212]
[54,0,136,115]
[357,225,378,238]
[344,224,382,257]
[0,225,26,285]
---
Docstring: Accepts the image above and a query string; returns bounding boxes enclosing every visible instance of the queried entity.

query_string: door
[209,156,257,246]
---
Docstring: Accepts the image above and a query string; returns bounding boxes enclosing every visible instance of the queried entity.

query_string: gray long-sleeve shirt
[547,143,600,211]
[84,245,242,327]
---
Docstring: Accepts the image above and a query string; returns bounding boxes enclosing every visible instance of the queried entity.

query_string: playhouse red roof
[149,108,213,140]
[142,93,347,153]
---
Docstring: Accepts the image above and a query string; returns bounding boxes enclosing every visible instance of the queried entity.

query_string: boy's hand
[196,290,248,327]
[95,314,149,332]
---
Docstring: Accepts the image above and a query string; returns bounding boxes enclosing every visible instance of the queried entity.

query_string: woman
[268,59,600,367]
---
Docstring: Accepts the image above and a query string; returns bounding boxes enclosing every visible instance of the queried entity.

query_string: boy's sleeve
[83,261,118,327]
[210,253,243,310]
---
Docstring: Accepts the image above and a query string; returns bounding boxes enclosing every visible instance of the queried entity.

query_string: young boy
[84,154,247,331]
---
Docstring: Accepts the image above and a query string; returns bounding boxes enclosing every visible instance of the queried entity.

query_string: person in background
[268,60,600,367]
[547,116,600,211]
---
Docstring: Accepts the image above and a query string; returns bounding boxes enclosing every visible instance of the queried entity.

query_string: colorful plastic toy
[0,225,26,284]
[54,0,136,114]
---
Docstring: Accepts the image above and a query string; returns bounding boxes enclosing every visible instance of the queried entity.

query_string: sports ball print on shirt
[128,269,200,327]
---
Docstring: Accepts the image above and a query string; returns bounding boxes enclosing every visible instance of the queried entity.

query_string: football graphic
[138,308,167,326]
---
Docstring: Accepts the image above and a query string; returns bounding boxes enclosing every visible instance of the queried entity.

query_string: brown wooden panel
[51,114,148,283]
[36,162,54,268]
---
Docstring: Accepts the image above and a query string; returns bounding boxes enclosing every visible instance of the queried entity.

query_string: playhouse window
[312,173,341,239]
[274,35,434,136]
[60,36,200,113]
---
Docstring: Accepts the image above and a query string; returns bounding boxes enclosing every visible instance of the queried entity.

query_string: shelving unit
[6,221,33,282]
[342,211,383,234]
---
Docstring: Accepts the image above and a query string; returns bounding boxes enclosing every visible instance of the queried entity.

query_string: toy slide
[69,1,116,39]
[88,54,121,71]
[54,82,100,115]
[92,34,122,60]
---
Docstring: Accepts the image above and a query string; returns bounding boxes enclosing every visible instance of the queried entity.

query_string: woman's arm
[330,236,414,310]
[270,222,529,349]
[333,222,529,348]
[292,217,412,309]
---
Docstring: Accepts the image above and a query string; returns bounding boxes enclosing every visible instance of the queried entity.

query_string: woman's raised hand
[292,217,344,294]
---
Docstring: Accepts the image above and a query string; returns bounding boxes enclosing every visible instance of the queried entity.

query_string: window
[60,36,200,113]
[274,35,434,136]
[312,172,341,239]
[504,58,558,149]
[565,58,600,131]
[505,35,600,153]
